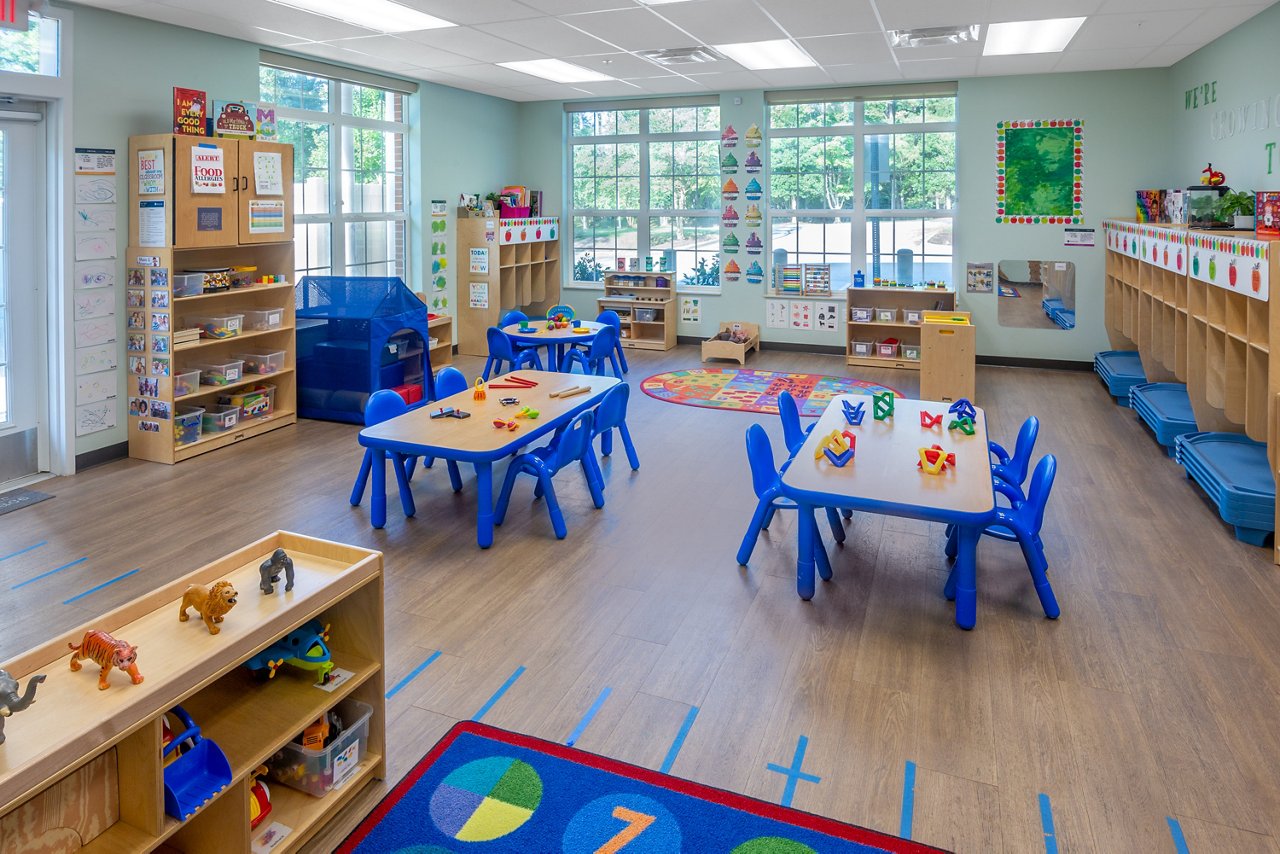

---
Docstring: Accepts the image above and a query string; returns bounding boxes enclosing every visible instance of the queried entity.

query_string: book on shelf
[173,87,207,136]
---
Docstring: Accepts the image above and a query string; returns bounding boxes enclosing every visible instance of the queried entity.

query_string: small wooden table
[359,370,620,546]
[502,320,605,371]
[779,395,996,629]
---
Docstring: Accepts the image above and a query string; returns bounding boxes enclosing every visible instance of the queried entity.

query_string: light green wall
[64,4,520,455]
[1167,3,1280,192]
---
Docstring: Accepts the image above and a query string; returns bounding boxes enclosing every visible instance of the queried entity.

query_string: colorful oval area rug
[642,369,904,417]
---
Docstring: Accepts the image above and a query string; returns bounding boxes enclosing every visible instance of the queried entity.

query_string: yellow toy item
[473,377,487,401]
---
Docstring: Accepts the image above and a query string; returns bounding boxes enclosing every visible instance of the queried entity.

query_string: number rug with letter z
[339,721,942,853]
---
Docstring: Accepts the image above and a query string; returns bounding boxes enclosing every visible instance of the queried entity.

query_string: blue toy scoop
[163,705,233,821]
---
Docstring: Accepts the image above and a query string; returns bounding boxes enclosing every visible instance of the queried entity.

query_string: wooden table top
[780,395,994,520]
[360,370,619,458]
[502,320,605,343]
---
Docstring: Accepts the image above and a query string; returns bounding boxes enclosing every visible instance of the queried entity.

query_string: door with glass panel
[0,115,47,485]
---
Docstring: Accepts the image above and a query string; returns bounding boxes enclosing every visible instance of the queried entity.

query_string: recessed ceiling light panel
[499,59,615,83]
[889,24,980,49]
[983,17,1086,56]
[713,39,815,70]
[265,0,455,33]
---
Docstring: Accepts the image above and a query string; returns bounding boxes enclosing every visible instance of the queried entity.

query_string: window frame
[767,96,957,292]
[567,103,722,293]
[261,65,410,283]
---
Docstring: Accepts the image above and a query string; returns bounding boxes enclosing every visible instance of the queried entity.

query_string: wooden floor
[3,345,1280,853]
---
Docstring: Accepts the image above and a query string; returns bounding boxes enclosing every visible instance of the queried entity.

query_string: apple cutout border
[994,119,1084,225]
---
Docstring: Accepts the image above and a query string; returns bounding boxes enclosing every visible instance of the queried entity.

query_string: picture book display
[212,100,257,139]
[173,87,207,136]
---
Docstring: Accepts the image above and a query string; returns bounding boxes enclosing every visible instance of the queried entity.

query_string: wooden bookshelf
[597,271,677,351]
[0,532,385,854]
[428,313,454,372]
[126,134,297,464]
[844,287,957,372]
[456,214,560,356]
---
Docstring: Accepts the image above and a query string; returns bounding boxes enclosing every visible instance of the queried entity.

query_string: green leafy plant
[574,254,604,282]
[1216,190,1256,219]
[681,255,720,287]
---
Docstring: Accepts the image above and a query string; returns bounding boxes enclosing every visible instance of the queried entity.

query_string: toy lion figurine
[179,580,238,635]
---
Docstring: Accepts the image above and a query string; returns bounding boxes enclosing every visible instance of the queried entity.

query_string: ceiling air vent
[638,46,726,65]
[888,25,981,48]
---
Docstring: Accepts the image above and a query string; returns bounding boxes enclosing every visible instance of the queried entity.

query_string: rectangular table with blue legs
[778,395,996,629]
[358,370,620,546]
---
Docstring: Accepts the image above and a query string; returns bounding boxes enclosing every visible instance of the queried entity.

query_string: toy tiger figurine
[68,630,144,690]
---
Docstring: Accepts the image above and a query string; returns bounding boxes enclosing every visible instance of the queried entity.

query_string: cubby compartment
[514,242,531,265]
[1247,344,1269,441]
[1206,287,1226,330]
[1226,292,1249,341]
[499,244,515,267]
[1225,335,1248,424]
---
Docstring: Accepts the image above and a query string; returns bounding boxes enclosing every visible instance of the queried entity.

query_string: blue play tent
[295,276,437,423]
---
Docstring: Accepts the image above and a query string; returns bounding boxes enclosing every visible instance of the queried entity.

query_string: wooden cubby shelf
[456,215,560,356]
[1103,219,1280,562]
[597,272,677,351]
[0,532,386,854]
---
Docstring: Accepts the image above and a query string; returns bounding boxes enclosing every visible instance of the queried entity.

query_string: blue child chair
[494,409,603,539]
[595,310,629,374]
[415,366,467,492]
[560,325,623,377]
[483,326,543,380]
[350,390,417,510]
[581,383,640,496]
[500,309,542,358]
[779,391,851,522]
[989,416,1039,500]
[944,454,1060,619]
[737,424,844,576]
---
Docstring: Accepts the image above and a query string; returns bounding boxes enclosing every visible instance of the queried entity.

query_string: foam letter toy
[473,377,487,401]
[873,390,895,421]
[842,399,866,426]
[947,398,976,421]
[920,411,943,429]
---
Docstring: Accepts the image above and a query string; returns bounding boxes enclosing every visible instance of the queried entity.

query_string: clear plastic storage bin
[190,314,243,339]
[172,370,201,397]
[635,308,657,322]
[851,339,875,357]
[904,309,923,325]
[174,406,204,447]
[876,340,899,358]
[901,343,921,360]
[850,306,873,323]
[201,404,240,433]
[195,359,244,386]
[875,307,898,323]
[267,699,373,797]
[243,308,284,331]
[234,350,285,375]
[220,383,276,419]
[172,274,204,298]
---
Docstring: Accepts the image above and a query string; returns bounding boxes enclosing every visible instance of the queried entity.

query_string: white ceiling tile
[514,81,601,99]
[1095,0,1239,11]
[561,7,698,51]
[397,26,544,61]
[684,70,768,89]
[798,32,893,66]
[652,0,786,45]
[567,52,675,77]
[626,74,711,93]
[976,53,1065,76]
[321,34,481,66]
[572,79,648,96]
[898,57,979,79]
[750,67,836,87]
[478,17,618,55]
[755,0,880,39]
[1166,5,1270,45]
[824,62,904,84]
[987,0,1103,20]
[174,0,374,40]
[516,0,635,13]
[1068,10,1201,49]
[1133,42,1200,66]
[890,40,983,61]
[396,0,542,26]
[1052,46,1155,72]
[875,0,994,30]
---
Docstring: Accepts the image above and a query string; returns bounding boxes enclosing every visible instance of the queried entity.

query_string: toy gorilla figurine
[259,548,295,595]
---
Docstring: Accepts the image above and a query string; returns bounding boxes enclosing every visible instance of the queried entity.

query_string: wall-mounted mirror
[997,260,1076,330]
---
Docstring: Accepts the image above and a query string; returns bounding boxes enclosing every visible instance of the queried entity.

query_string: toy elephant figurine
[259,548,295,595]
[0,670,46,745]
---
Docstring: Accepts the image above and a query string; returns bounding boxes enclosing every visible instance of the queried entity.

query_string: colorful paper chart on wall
[996,119,1083,224]
[253,151,284,195]
[248,200,286,234]
[680,296,701,323]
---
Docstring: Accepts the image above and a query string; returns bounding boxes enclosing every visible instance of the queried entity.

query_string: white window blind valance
[259,50,419,95]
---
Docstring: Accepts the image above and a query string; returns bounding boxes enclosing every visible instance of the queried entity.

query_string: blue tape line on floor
[11,556,87,590]
[0,541,46,563]
[62,569,139,605]
[899,760,917,840]
[565,686,611,746]
[766,734,821,808]
[472,665,526,722]
[659,705,699,774]
[1167,817,1190,854]
[385,650,442,699]
[1039,793,1058,854]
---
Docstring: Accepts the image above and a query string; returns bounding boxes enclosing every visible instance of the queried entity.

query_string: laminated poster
[790,300,814,331]
[816,301,840,331]
[766,299,788,329]
[137,148,165,195]
[469,282,488,309]
[74,148,116,175]
[191,145,226,194]
[248,200,285,234]
[469,248,489,274]
[138,200,166,247]
[253,151,284,196]
[680,297,701,323]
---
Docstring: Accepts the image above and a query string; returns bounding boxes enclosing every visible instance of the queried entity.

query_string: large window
[260,66,408,283]
[569,103,721,289]
[769,94,956,289]
[0,14,59,77]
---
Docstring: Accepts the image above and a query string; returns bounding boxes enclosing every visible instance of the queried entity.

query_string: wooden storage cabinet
[919,311,975,402]
[0,532,385,854]
[456,215,561,356]
[128,134,297,464]
[597,271,676,351]
[428,313,454,371]
[845,287,956,371]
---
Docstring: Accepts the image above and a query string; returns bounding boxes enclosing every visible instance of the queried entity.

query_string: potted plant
[1216,190,1256,229]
